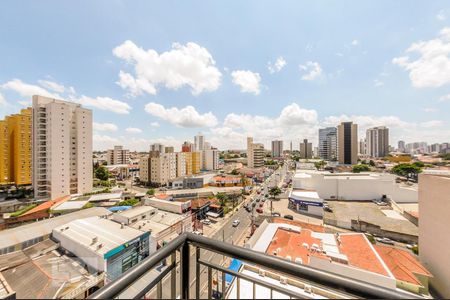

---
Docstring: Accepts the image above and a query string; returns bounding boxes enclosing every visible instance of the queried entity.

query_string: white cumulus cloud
[2,79,59,98]
[37,80,74,94]
[93,122,118,132]
[437,10,446,21]
[231,70,261,95]
[144,102,218,128]
[268,57,287,73]
[126,127,143,133]
[0,92,7,106]
[150,122,160,127]
[393,27,450,88]
[299,61,323,81]
[78,95,132,114]
[113,40,222,96]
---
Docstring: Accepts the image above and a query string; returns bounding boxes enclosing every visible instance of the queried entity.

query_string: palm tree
[268,186,282,215]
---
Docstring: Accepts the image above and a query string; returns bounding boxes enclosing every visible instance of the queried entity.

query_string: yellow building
[184,152,192,176]
[0,108,32,185]
[191,151,201,174]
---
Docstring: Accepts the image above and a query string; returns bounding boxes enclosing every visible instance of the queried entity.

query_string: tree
[440,153,450,160]
[369,160,376,167]
[230,169,239,175]
[216,192,228,207]
[352,164,370,173]
[391,163,422,178]
[269,187,282,215]
[95,166,110,181]
[314,160,326,170]
[146,188,155,195]
[412,161,425,168]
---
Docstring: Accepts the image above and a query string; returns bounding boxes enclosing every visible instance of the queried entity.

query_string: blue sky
[1,1,450,150]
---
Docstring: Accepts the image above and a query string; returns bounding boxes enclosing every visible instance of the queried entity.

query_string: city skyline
[1,1,450,151]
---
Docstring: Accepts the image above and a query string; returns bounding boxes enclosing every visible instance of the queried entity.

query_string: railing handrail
[89,232,424,300]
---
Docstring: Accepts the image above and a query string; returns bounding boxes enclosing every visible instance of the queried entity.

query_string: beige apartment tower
[366,126,389,158]
[32,95,93,200]
[299,139,313,159]
[106,145,130,165]
[247,137,264,168]
[419,172,450,297]
[337,122,358,165]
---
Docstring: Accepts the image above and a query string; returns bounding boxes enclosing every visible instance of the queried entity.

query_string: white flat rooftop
[52,200,88,211]
[53,217,145,256]
[294,173,312,179]
[116,206,157,219]
[227,268,327,299]
[290,190,321,200]
[89,192,123,202]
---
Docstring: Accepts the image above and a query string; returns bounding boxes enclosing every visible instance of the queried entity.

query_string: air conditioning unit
[304,284,312,294]
[97,243,103,250]
[286,255,292,261]
[91,237,98,244]
[258,269,265,277]
[295,257,303,264]
[280,276,287,285]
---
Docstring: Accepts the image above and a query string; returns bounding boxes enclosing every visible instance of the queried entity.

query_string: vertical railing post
[221,271,226,298]
[171,252,176,299]
[180,243,190,299]
[196,247,201,299]
[207,267,212,299]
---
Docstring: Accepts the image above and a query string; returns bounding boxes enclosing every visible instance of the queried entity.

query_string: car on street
[256,199,260,203]
[376,237,395,245]
[256,208,263,214]
[232,220,240,227]
[245,206,252,212]
[259,203,264,208]
[201,219,211,225]
[193,231,203,235]
[251,202,256,207]
[272,212,281,217]
[284,215,294,220]
[324,206,333,212]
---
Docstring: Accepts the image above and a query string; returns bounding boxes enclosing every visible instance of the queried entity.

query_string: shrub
[146,188,155,195]
[10,204,37,218]
[117,198,140,206]
[352,164,370,173]
[412,245,419,255]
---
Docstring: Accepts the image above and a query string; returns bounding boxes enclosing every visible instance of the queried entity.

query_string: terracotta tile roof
[213,176,241,183]
[374,245,432,285]
[155,194,171,200]
[338,234,389,276]
[272,218,325,232]
[22,195,70,216]
[265,228,327,264]
[407,211,419,218]
[190,198,217,209]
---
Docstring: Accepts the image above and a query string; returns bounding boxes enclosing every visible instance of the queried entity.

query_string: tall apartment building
[176,152,187,177]
[139,152,177,186]
[271,140,283,158]
[337,122,358,165]
[194,133,204,151]
[203,149,219,171]
[32,95,92,200]
[247,137,264,168]
[398,140,405,152]
[165,146,174,153]
[0,108,32,185]
[299,139,312,159]
[359,139,366,155]
[318,127,337,161]
[181,141,193,152]
[191,151,201,174]
[139,156,150,183]
[366,126,389,158]
[106,145,130,165]
[150,143,165,153]
[419,172,450,297]
[428,143,441,153]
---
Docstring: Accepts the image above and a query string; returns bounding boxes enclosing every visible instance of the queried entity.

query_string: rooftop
[115,205,157,219]
[21,195,70,216]
[52,200,88,211]
[53,216,146,257]
[0,207,111,250]
[88,192,123,202]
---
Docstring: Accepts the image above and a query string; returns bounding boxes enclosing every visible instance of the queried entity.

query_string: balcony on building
[88,233,424,300]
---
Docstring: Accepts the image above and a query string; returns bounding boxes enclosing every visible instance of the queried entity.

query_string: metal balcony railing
[88,233,423,300]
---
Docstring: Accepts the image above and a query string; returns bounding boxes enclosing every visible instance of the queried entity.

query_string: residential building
[149,152,177,186]
[32,95,92,200]
[203,141,211,150]
[299,139,312,159]
[398,140,406,152]
[139,156,150,183]
[175,152,186,177]
[419,171,450,297]
[165,146,174,153]
[52,217,150,282]
[150,143,165,153]
[359,138,366,156]
[247,137,264,168]
[194,133,204,151]
[428,143,440,153]
[271,140,283,158]
[191,151,201,174]
[337,121,358,165]
[181,141,193,152]
[366,126,389,158]
[0,108,32,186]
[203,149,219,170]
[318,127,337,161]
[106,145,130,165]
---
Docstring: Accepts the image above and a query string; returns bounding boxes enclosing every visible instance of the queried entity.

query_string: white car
[201,219,211,225]
[232,220,240,227]
[192,230,203,235]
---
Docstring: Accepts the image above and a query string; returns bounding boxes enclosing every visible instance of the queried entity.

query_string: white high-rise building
[271,140,283,158]
[150,143,165,153]
[203,149,219,170]
[194,133,205,151]
[398,140,406,153]
[359,139,366,156]
[247,137,264,168]
[32,95,92,200]
[366,126,389,158]
[176,152,187,177]
[106,145,130,165]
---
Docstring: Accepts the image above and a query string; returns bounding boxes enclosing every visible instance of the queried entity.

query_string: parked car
[201,219,211,225]
[252,202,256,207]
[245,206,252,212]
[272,212,281,217]
[232,220,240,227]
[376,237,395,245]
[256,199,260,203]
[256,208,263,214]
[284,215,294,220]
[259,203,264,208]
[324,207,333,212]
[193,231,203,235]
